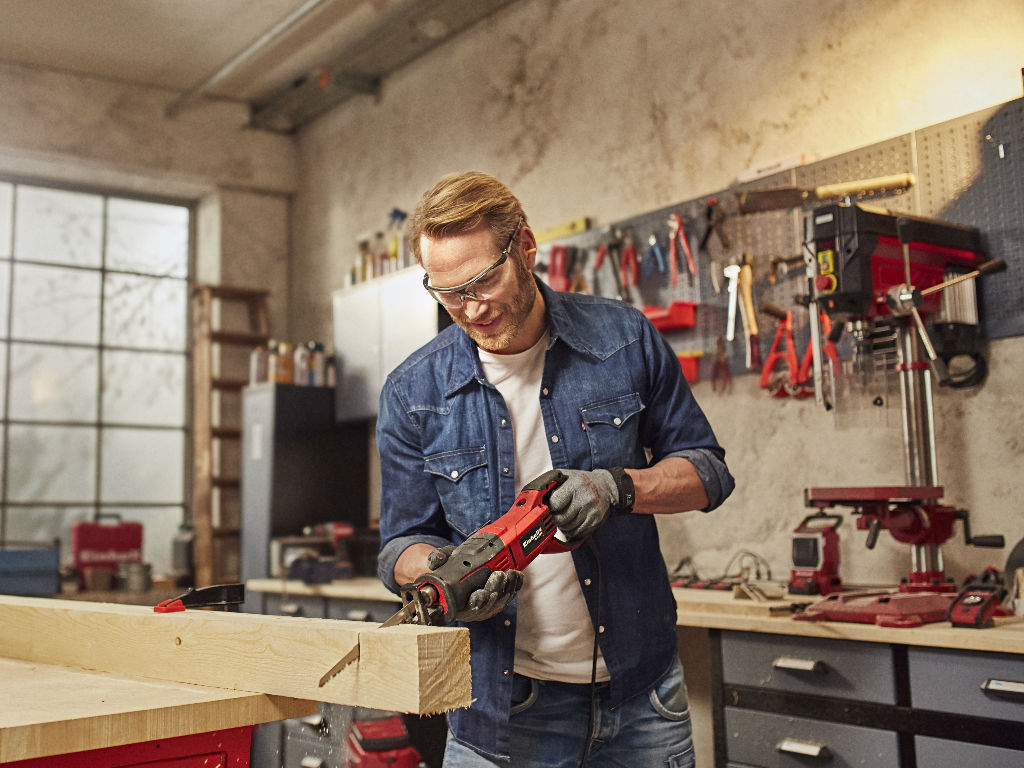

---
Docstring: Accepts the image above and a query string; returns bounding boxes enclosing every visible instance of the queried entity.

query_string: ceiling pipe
[165,0,334,118]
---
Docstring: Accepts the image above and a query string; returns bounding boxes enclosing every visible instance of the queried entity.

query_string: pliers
[620,231,638,288]
[668,213,696,286]
[646,233,666,277]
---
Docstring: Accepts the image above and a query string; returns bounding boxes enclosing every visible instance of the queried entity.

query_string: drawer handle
[777,737,831,759]
[280,601,303,617]
[981,678,1024,700]
[300,758,324,768]
[772,655,826,673]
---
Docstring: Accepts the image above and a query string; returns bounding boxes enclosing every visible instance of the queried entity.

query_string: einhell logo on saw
[520,525,546,557]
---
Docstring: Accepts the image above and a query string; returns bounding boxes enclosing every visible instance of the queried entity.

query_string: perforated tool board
[538,97,1023,382]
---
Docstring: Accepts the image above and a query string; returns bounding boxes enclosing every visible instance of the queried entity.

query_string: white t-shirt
[478,332,609,683]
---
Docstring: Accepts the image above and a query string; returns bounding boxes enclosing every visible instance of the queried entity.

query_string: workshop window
[0,181,190,579]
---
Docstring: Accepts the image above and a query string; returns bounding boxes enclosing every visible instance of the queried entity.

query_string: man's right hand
[427,545,524,622]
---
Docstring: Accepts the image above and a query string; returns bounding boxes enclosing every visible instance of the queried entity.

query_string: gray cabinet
[240,384,369,613]
[331,268,450,421]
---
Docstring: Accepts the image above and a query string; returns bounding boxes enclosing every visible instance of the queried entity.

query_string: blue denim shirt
[376,279,734,762]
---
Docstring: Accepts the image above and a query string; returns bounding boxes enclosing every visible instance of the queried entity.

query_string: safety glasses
[422,218,522,309]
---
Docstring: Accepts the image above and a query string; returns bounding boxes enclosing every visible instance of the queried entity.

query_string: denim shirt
[376,279,734,762]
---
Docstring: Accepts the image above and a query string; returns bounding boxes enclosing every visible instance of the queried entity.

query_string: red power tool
[319,470,573,685]
[788,512,842,596]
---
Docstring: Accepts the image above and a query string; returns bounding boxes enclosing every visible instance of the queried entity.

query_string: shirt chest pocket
[580,393,645,468]
[423,446,490,537]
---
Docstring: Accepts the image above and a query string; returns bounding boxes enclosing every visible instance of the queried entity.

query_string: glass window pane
[104,274,186,351]
[11,263,101,344]
[7,424,96,502]
[8,343,97,422]
[106,199,189,278]
[14,186,103,267]
[0,182,12,257]
[0,259,9,337]
[102,350,185,427]
[101,427,183,504]
[105,506,184,578]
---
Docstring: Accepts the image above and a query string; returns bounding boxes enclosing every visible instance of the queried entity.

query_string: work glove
[427,545,524,622]
[547,468,618,543]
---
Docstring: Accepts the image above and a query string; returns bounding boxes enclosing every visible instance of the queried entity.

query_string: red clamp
[154,584,245,613]
[759,306,799,396]
[794,311,840,398]
[548,246,570,292]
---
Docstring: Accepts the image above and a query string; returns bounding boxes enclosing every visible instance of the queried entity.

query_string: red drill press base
[794,589,955,628]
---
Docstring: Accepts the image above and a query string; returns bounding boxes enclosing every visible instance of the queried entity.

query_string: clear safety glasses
[422,218,522,309]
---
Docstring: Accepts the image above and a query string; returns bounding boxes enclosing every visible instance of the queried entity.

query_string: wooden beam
[0,658,315,763]
[0,597,471,715]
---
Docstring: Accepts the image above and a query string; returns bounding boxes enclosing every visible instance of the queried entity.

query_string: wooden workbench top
[245,578,1023,655]
[672,586,1024,655]
[0,657,315,763]
[247,576,399,602]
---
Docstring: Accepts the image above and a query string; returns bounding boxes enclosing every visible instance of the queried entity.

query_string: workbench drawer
[908,647,1024,722]
[724,707,899,767]
[915,735,1024,767]
[720,631,897,704]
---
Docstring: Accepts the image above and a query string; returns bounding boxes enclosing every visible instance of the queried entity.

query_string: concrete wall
[291,0,1024,586]
[0,60,295,335]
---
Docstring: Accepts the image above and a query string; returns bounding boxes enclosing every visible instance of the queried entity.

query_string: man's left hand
[547,468,618,542]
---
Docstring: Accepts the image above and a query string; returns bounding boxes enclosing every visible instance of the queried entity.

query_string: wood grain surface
[0,596,471,714]
[0,657,314,763]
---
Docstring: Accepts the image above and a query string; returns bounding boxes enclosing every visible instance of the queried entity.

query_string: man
[377,171,734,767]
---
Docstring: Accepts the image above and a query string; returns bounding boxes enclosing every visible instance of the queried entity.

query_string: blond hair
[409,171,527,263]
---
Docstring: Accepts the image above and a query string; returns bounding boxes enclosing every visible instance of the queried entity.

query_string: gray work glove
[547,468,618,543]
[427,545,524,622]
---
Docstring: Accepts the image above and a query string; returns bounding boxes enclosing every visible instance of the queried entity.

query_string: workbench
[0,656,315,765]
[0,594,472,767]
[246,579,1024,768]
[672,587,1024,768]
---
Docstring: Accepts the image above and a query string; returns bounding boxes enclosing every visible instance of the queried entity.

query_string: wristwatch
[608,466,635,514]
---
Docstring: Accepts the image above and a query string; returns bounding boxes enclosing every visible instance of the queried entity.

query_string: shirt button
[542,387,549,396]
[503,467,510,474]
[598,625,606,634]
[500,418,507,427]
[584,578,592,586]
[450,470,459,478]
[503,669,510,676]
[504,619,511,627]
[613,417,622,426]
[551,435,559,443]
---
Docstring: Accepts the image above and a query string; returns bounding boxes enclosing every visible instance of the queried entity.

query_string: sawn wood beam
[0,596,471,715]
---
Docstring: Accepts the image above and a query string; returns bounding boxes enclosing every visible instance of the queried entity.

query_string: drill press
[795,203,1005,627]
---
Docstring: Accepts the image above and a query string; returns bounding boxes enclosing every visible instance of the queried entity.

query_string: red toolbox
[71,514,142,589]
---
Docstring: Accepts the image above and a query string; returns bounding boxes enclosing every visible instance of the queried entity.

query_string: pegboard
[538,96,1024,383]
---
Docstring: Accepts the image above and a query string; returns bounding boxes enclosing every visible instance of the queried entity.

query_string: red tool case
[70,514,142,588]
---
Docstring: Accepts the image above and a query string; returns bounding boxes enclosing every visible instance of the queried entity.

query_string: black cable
[579,538,603,768]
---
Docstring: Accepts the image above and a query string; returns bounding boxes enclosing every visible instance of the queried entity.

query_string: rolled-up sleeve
[641,320,735,511]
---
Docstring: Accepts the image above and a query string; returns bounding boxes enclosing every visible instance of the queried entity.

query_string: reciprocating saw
[318,469,574,686]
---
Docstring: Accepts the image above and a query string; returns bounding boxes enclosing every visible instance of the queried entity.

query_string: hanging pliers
[668,213,696,286]
[646,233,666,277]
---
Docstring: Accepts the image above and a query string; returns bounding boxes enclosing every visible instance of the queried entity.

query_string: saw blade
[316,601,418,687]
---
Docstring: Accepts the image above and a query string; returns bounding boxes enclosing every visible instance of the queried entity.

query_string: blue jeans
[442,657,694,768]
